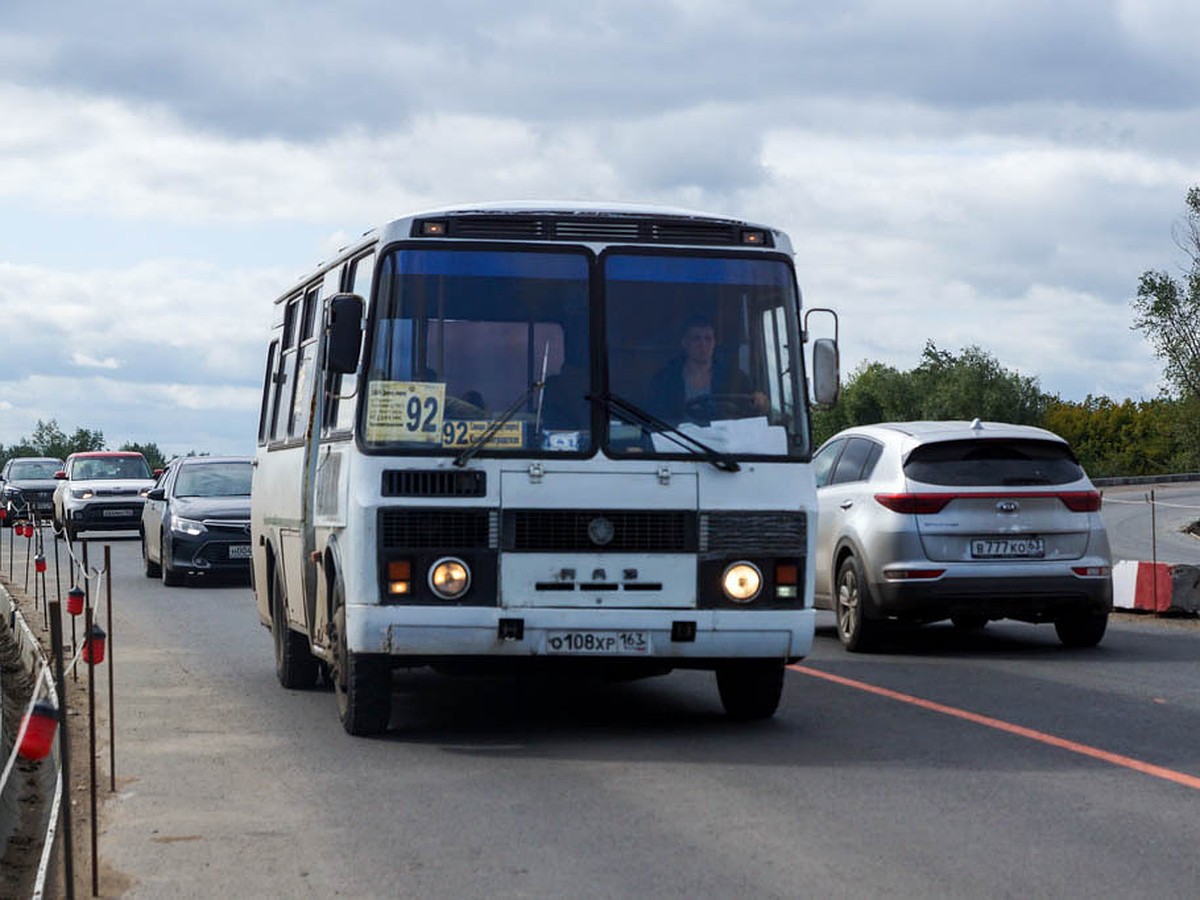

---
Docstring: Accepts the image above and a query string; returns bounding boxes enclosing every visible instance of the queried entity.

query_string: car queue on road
[0,450,254,587]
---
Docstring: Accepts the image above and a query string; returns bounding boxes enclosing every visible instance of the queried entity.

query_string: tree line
[811,341,1200,478]
[814,185,1200,479]
[0,419,168,472]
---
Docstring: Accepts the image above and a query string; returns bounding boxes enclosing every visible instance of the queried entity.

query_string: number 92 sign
[365,381,445,443]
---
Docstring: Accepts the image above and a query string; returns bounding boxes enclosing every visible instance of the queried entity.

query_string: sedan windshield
[175,462,253,497]
[9,461,61,479]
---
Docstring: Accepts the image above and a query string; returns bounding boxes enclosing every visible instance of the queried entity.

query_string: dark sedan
[140,457,253,586]
[0,456,64,525]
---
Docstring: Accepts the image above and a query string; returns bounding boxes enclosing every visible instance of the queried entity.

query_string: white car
[812,419,1113,651]
[53,451,156,542]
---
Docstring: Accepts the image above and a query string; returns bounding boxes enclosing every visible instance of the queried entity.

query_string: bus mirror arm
[326,293,365,374]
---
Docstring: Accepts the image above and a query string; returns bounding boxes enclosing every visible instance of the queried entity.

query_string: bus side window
[270,295,301,443]
[257,339,279,445]
[289,284,322,440]
[327,250,373,435]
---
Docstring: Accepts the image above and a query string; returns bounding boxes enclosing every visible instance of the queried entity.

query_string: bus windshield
[603,251,808,459]
[364,247,591,454]
[362,245,808,459]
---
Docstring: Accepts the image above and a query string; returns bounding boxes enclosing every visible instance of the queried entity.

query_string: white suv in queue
[812,419,1112,651]
[53,451,156,542]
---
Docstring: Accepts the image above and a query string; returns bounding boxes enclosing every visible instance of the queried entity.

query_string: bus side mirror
[811,338,840,406]
[327,293,364,375]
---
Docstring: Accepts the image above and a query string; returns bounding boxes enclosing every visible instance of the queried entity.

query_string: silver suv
[812,420,1112,651]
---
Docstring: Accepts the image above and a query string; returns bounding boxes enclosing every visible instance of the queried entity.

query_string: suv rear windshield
[904,439,1084,487]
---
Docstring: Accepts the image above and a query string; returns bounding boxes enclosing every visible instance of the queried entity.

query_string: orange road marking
[789,664,1200,792]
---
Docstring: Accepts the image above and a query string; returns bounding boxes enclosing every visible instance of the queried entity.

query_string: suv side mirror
[147,487,166,501]
[811,338,840,406]
[327,293,364,375]
[54,471,67,480]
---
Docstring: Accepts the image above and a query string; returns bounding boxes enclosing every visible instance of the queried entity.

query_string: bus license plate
[970,537,1045,559]
[545,631,650,655]
[228,544,252,559]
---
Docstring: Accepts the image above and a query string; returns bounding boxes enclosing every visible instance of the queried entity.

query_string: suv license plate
[101,509,133,518]
[970,537,1045,559]
[228,545,252,559]
[545,631,651,655]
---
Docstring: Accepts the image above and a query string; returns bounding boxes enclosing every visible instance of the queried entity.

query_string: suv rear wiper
[590,392,740,473]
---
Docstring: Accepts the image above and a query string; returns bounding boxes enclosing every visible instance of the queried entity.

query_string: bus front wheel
[715,659,785,721]
[331,586,392,736]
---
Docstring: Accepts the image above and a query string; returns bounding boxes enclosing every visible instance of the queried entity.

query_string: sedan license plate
[545,630,650,655]
[101,509,133,518]
[228,544,252,559]
[970,537,1045,559]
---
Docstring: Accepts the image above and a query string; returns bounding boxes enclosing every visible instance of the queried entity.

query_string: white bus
[251,202,839,735]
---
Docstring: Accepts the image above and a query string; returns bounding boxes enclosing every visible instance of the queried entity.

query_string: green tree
[24,419,105,459]
[121,441,167,471]
[1132,185,1200,399]
[812,342,1050,445]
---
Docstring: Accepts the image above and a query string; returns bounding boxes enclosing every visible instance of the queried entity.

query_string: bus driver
[649,315,768,423]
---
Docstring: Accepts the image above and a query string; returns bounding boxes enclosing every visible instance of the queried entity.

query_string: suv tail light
[1057,491,1102,512]
[875,490,1102,514]
[874,493,954,514]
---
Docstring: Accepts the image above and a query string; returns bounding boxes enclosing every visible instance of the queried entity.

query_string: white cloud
[71,352,120,370]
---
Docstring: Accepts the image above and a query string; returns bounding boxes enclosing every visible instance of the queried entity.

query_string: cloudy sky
[2,0,1198,456]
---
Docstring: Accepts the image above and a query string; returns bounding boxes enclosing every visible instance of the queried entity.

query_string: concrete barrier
[1112,560,1200,614]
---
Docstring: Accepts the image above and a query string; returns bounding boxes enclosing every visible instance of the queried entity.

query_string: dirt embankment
[0,573,131,898]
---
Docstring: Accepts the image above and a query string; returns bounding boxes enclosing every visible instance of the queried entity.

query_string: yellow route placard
[365,381,445,443]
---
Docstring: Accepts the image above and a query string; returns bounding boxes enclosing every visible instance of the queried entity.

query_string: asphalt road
[1101,482,1200,565]
[6,512,1181,899]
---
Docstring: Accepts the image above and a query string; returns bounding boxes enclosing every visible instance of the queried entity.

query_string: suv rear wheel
[835,555,881,652]
[1054,611,1108,648]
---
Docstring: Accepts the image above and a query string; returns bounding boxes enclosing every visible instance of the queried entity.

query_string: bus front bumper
[346,606,814,664]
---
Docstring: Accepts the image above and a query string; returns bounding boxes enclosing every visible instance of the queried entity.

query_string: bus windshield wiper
[453,378,546,468]
[590,391,740,473]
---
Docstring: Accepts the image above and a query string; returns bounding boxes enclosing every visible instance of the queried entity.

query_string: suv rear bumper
[872,571,1112,623]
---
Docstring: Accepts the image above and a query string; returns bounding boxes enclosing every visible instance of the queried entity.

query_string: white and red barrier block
[1112,560,1200,614]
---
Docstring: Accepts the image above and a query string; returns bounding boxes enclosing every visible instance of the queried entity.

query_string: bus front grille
[502,510,696,553]
[700,512,807,553]
[378,509,496,549]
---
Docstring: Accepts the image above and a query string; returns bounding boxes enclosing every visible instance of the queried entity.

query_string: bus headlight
[722,562,762,603]
[429,557,471,600]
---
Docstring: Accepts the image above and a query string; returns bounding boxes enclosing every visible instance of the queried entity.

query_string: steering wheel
[683,393,756,424]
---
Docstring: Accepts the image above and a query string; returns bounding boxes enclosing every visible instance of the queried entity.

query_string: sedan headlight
[428,557,471,600]
[722,562,763,603]
[170,513,206,536]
